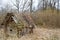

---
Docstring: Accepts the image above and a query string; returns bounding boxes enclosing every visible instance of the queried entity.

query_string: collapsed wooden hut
[0,12,35,38]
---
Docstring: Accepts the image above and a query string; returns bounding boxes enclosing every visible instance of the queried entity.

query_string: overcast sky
[0,0,40,12]
[0,0,38,11]
[0,0,38,7]
[0,0,60,11]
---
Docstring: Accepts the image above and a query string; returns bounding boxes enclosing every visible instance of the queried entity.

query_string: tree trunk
[30,0,33,13]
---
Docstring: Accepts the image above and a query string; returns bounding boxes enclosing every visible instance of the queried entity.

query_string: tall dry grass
[31,9,60,28]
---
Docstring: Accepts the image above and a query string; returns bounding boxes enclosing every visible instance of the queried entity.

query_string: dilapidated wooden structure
[0,12,35,38]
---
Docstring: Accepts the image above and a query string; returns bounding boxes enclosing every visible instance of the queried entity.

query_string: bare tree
[11,0,30,13]
[57,0,59,13]
[38,0,47,10]
[38,0,41,9]
[42,0,47,10]
[53,0,56,8]
[30,0,33,13]
[22,0,29,12]
[11,0,21,13]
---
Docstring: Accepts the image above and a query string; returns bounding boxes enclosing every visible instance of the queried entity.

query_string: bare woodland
[0,0,60,40]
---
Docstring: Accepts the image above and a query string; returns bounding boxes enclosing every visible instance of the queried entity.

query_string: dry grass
[0,27,60,40]
[31,8,60,28]
[0,8,60,40]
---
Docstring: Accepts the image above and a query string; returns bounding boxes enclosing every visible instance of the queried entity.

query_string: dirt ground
[0,27,60,40]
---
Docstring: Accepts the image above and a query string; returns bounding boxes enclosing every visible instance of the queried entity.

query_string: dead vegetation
[31,8,60,28]
[0,8,60,40]
[0,12,35,40]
